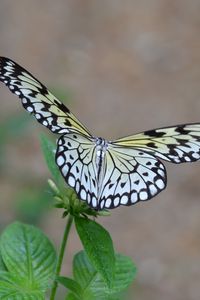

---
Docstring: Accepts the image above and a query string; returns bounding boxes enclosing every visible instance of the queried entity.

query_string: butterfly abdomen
[95,138,109,208]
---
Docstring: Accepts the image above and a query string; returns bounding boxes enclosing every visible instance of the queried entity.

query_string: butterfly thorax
[95,137,108,198]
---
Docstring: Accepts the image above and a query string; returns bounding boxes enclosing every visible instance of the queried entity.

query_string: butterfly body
[1,57,200,210]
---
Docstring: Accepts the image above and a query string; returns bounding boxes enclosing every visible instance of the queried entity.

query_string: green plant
[0,135,137,299]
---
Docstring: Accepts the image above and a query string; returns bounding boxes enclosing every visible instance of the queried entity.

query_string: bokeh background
[1,1,200,299]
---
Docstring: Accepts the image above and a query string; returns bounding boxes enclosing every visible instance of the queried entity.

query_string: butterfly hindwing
[98,145,167,209]
[56,132,99,208]
[0,57,91,136]
[114,124,200,164]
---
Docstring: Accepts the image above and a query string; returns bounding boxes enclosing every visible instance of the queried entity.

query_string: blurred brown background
[1,1,200,299]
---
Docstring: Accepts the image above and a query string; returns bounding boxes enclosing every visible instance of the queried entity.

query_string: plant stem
[50,214,74,300]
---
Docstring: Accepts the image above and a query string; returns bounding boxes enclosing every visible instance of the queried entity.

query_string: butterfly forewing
[114,124,200,164]
[0,57,91,136]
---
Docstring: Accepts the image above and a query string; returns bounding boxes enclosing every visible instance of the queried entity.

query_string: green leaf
[40,133,61,183]
[0,222,57,297]
[108,253,137,294]
[0,255,7,271]
[0,272,45,299]
[57,276,82,298]
[75,217,115,288]
[73,251,136,299]
[0,271,13,281]
[65,293,80,300]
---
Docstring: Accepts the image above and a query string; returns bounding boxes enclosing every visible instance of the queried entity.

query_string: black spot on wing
[167,145,181,155]
[64,119,71,126]
[84,174,88,182]
[42,102,51,110]
[108,183,114,189]
[177,139,191,145]
[146,142,158,148]
[142,172,148,176]
[144,129,165,137]
[69,154,74,160]
[175,125,188,134]
[120,182,126,188]
[54,99,70,113]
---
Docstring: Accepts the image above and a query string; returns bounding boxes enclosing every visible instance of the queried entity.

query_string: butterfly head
[95,137,108,146]
[95,137,108,152]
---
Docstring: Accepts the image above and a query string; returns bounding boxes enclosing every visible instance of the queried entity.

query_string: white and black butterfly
[0,57,200,210]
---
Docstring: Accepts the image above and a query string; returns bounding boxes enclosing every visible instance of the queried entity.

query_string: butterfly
[0,57,200,210]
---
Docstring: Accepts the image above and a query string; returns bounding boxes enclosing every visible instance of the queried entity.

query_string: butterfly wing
[100,123,200,209]
[0,57,91,136]
[113,124,200,163]
[97,145,166,209]
[56,132,99,208]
